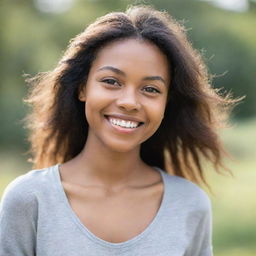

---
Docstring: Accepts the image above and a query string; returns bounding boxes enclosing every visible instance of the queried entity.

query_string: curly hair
[24,5,237,186]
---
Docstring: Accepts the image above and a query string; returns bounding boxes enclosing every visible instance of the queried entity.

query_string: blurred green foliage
[1,118,256,256]
[0,1,255,255]
[0,0,255,151]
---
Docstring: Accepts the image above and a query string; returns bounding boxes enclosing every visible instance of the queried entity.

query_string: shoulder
[0,165,57,209]
[160,170,211,212]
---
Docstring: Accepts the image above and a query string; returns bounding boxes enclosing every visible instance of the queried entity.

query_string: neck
[66,133,147,188]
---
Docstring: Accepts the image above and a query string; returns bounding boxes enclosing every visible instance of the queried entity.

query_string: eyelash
[101,78,121,86]
[101,78,161,94]
[143,87,160,94]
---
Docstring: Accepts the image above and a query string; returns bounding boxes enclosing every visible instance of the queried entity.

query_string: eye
[101,78,121,87]
[143,86,160,94]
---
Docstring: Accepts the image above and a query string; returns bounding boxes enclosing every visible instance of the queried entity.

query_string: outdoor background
[0,0,255,255]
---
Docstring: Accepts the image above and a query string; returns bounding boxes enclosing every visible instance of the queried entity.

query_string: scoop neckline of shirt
[52,164,168,249]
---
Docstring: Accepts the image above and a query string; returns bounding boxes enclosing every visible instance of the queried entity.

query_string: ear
[78,87,87,102]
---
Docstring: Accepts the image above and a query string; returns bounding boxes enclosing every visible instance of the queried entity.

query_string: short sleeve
[185,197,213,256]
[0,177,37,256]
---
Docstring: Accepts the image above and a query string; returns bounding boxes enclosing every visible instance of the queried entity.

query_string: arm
[0,177,37,255]
[185,200,213,256]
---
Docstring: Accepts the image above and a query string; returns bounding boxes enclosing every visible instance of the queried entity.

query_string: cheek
[152,109,165,128]
[84,90,112,124]
[154,97,167,118]
[84,99,102,123]
[146,100,166,129]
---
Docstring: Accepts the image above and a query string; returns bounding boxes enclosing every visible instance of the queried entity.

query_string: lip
[104,114,144,124]
[104,114,144,134]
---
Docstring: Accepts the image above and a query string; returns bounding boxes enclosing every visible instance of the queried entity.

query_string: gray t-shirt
[0,164,213,256]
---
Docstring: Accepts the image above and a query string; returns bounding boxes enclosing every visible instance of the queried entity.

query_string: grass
[209,159,256,255]
[207,118,256,255]
[0,118,256,255]
[0,150,31,196]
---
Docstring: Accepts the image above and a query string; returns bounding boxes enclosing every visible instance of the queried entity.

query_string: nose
[116,87,141,112]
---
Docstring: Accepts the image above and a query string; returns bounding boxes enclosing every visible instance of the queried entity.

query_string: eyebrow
[97,66,126,76]
[142,76,167,86]
[97,66,167,86]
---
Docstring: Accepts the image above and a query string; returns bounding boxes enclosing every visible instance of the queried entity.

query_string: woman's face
[79,38,170,153]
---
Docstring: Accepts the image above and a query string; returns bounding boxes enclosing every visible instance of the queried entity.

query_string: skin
[59,38,170,243]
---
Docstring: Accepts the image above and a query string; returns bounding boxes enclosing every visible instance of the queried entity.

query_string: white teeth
[109,118,139,129]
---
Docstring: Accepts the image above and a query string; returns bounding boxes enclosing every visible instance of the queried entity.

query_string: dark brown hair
[25,5,237,186]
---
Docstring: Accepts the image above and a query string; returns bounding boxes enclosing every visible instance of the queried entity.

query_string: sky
[207,0,249,12]
[33,0,250,13]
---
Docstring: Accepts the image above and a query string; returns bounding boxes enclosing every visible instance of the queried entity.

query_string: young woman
[0,5,236,256]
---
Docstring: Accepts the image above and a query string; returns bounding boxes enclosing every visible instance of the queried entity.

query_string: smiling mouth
[105,116,144,129]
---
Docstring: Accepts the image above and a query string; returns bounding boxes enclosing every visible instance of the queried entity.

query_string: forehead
[90,38,170,81]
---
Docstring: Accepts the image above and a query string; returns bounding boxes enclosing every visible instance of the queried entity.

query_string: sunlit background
[0,0,255,255]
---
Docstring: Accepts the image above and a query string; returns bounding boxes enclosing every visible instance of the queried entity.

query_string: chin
[102,139,141,154]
